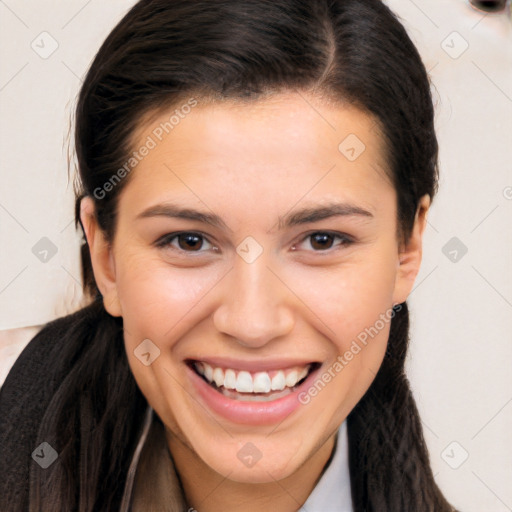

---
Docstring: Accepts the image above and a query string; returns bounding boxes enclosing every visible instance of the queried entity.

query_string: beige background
[0,1,511,510]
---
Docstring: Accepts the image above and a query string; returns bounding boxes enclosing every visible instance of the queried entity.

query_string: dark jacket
[0,312,87,511]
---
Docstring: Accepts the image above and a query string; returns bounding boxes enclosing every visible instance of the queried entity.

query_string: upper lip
[186,357,321,372]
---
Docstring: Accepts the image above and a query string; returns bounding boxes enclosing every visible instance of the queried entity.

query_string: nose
[212,254,295,348]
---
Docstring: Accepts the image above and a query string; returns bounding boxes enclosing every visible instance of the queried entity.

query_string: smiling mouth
[187,360,321,402]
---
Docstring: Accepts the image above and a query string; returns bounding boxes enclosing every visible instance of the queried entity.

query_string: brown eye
[292,231,354,252]
[310,233,335,250]
[177,233,203,251]
[156,232,215,253]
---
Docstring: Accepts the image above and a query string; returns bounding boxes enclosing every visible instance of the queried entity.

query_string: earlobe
[80,197,122,317]
[392,194,431,305]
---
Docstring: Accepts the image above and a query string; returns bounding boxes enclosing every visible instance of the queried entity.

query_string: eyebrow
[136,201,374,232]
[137,204,231,231]
[277,203,373,230]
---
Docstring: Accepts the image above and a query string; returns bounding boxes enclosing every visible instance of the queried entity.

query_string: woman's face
[83,92,427,483]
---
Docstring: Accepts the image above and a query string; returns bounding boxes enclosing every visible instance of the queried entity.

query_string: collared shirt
[300,419,353,511]
[121,406,353,511]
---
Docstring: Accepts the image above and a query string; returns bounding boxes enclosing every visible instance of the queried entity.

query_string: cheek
[113,253,223,397]
[286,249,398,348]
[289,257,397,421]
[285,248,398,406]
[113,252,227,428]
[115,251,226,339]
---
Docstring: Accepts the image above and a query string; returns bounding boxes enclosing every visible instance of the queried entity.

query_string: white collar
[299,420,353,511]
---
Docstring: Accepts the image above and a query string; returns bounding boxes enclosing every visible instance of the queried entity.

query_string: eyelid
[292,230,355,252]
[155,230,354,255]
[154,231,217,253]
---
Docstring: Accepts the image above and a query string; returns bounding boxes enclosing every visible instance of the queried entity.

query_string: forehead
[120,92,395,225]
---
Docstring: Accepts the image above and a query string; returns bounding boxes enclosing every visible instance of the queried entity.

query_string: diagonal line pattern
[264,469,303,509]
[421,419,439,439]
[0,62,29,92]
[0,0,29,28]
[61,61,84,83]
[471,265,512,308]
[60,218,75,233]
[472,61,512,104]
[428,62,439,74]
[471,397,512,440]
[0,202,29,232]
[61,0,93,29]
[470,204,499,233]
[295,90,337,131]
[192,470,234,511]
[471,471,512,511]
[409,265,438,297]
[471,12,488,30]
[60,264,82,286]
[407,0,439,28]
[0,266,28,295]
[426,219,439,233]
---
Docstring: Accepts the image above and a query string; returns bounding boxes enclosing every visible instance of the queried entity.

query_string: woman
[0,0,460,510]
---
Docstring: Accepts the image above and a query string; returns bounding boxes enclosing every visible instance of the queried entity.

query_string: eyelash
[155,231,354,255]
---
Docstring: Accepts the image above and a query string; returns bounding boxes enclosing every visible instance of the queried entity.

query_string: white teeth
[285,370,299,387]
[298,367,308,381]
[221,386,292,402]
[235,371,253,393]
[271,371,286,391]
[203,364,213,382]
[213,367,224,387]
[253,372,272,393]
[195,362,312,394]
[224,369,236,390]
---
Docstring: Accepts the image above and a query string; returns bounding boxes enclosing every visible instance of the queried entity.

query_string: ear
[392,194,431,305]
[80,196,122,317]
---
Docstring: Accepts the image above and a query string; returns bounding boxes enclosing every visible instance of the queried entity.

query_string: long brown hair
[16,0,458,509]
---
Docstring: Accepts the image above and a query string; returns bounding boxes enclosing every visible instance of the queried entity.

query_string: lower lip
[186,364,321,426]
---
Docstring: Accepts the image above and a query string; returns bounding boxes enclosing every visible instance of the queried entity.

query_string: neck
[166,431,337,512]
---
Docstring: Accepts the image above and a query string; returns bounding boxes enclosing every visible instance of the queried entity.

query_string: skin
[80,91,430,511]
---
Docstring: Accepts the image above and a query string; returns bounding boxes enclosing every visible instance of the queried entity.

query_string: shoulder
[0,302,99,406]
[0,301,103,510]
